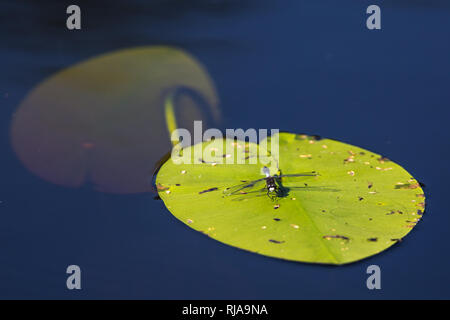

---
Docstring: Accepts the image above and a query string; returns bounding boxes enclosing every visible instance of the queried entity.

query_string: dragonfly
[223,166,320,201]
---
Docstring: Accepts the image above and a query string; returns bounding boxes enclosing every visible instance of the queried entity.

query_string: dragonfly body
[262,166,278,198]
[265,177,277,193]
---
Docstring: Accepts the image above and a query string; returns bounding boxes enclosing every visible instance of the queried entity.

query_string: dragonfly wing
[223,178,266,196]
[228,188,268,201]
[286,186,340,192]
[279,172,318,178]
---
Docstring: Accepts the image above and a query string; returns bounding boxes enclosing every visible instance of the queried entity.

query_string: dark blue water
[1,0,450,299]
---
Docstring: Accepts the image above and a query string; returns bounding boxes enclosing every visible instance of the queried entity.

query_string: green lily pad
[156,132,425,265]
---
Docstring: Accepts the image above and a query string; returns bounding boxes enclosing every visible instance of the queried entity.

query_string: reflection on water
[10,46,220,194]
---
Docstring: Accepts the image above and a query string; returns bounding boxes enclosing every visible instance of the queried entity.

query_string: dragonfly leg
[267,189,277,201]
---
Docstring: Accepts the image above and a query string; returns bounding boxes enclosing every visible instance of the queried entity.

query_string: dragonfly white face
[262,166,271,177]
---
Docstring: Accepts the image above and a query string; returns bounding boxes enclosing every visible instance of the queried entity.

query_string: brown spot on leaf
[344,156,355,164]
[367,238,378,242]
[386,210,403,215]
[156,183,169,191]
[198,187,218,194]
[269,239,285,244]
[323,235,350,241]
[377,156,390,163]
[395,183,420,190]
[299,154,312,159]
[295,134,308,140]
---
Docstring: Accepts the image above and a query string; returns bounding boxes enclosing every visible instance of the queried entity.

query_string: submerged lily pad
[156,132,425,264]
[11,46,219,194]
